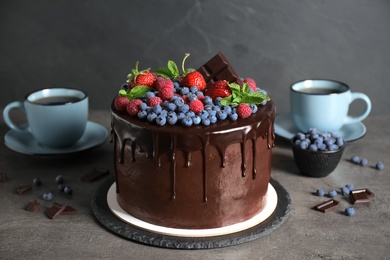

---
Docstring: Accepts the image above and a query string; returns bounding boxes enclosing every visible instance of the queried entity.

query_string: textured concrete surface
[1,0,389,115]
[0,111,389,259]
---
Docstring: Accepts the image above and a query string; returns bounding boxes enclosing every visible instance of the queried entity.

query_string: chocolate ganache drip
[111,101,275,202]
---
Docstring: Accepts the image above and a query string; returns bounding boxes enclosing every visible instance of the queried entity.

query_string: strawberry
[243,78,257,91]
[189,100,204,114]
[237,104,252,119]
[204,80,232,100]
[154,76,174,91]
[114,95,130,111]
[126,99,142,116]
[159,87,174,101]
[127,61,156,88]
[181,71,206,91]
[147,96,163,107]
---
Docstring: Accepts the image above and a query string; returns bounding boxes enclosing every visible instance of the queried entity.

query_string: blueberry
[249,104,258,114]
[173,97,185,107]
[137,110,148,119]
[187,93,198,102]
[202,118,211,126]
[345,184,354,191]
[173,81,180,89]
[336,137,344,147]
[181,116,193,127]
[223,106,232,115]
[180,87,189,95]
[186,111,195,118]
[309,144,318,152]
[177,112,185,120]
[216,111,228,120]
[316,188,325,196]
[328,144,339,151]
[33,177,42,186]
[167,102,176,111]
[146,91,155,98]
[376,161,384,171]
[153,105,162,114]
[192,115,201,125]
[179,104,189,113]
[351,155,360,164]
[139,102,148,111]
[214,97,223,107]
[360,158,368,166]
[314,137,323,145]
[64,186,73,195]
[297,133,306,141]
[199,110,209,120]
[190,86,198,93]
[42,192,53,201]
[167,112,178,125]
[55,175,64,184]
[203,96,213,105]
[345,207,355,216]
[156,115,167,126]
[147,112,157,123]
[341,186,350,195]
[329,190,337,198]
[58,184,66,191]
[229,113,238,121]
[299,141,309,150]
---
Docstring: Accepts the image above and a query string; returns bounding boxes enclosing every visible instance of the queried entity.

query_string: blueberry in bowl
[291,128,345,177]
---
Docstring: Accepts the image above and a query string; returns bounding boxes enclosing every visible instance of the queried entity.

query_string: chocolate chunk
[0,172,8,182]
[25,199,40,212]
[350,188,374,204]
[81,167,110,182]
[313,199,340,213]
[197,52,243,88]
[61,205,77,215]
[16,184,32,195]
[47,202,66,219]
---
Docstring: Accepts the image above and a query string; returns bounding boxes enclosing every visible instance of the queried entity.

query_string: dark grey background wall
[1,0,389,115]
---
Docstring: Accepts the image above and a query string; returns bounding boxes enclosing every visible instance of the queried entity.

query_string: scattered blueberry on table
[42,192,53,201]
[345,207,356,216]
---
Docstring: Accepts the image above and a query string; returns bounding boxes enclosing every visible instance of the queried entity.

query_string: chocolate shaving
[81,167,110,182]
[61,205,77,215]
[47,202,66,219]
[350,188,374,204]
[313,199,340,213]
[16,184,32,195]
[197,52,243,88]
[25,199,40,212]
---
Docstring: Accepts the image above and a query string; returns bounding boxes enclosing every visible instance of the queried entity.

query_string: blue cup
[290,79,371,132]
[3,88,88,148]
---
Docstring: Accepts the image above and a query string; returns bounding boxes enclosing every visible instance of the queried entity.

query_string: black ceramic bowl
[291,139,345,177]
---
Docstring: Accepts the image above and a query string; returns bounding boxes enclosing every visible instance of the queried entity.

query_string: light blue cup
[291,79,371,133]
[3,88,88,148]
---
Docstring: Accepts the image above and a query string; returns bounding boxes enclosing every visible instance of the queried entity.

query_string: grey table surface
[0,110,389,260]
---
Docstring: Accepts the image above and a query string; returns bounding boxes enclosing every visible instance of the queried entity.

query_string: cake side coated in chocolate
[111,100,275,229]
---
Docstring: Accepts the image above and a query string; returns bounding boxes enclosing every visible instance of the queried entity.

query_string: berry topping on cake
[114,53,271,126]
[204,80,232,100]
[127,61,155,88]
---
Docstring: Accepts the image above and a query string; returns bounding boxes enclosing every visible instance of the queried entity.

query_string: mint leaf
[155,67,172,78]
[167,60,179,76]
[119,85,151,100]
[220,96,232,106]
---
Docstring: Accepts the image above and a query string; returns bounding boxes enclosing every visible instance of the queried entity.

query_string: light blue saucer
[275,113,366,142]
[4,121,108,155]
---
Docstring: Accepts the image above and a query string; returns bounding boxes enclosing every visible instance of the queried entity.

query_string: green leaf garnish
[221,82,271,107]
[155,60,180,79]
[119,85,151,100]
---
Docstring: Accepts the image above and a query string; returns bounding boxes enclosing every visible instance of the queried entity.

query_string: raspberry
[147,96,163,107]
[189,100,204,114]
[126,99,142,116]
[243,78,257,91]
[159,87,174,101]
[237,104,252,119]
[114,95,130,111]
[154,77,174,91]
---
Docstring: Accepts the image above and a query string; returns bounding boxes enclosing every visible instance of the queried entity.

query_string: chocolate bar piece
[47,202,66,219]
[16,184,32,195]
[197,52,243,88]
[61,205,77,215]
[81,167,110,182]
[350,188,374,204]
[0,172,8,182]
[25,199,40,212]
[313,199,340,213]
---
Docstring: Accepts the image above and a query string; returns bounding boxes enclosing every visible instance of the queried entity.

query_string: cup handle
[344,92,372,125]
[2,101,29,133]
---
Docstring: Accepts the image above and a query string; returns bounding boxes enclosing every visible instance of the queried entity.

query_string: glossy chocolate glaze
[111,101,275,229]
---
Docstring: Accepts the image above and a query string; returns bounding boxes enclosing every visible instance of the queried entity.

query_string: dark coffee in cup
[298,88,343,94]
[33,96,81,106]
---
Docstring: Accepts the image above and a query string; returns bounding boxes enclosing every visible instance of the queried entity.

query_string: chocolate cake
[111,52,275,229]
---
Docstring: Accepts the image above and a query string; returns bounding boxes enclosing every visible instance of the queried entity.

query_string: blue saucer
[275,113,366,142]
[4,121,108,155]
